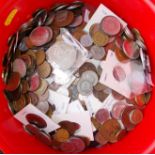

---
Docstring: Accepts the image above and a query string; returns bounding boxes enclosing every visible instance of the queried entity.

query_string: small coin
[34,79,48,96]
[53,10,74,27]
[89,23,100,36]
[111,102,127,119]
[26,113,47,128]
[113,65,126,82]
[39,89,49,102]
[90,45,106,60]
[81,70,98,86]
[35,50,46,65]
[37,61,52,78]
[80,34,93,47]
[122,40,140,59]
[28,92,39,105]
[12,58,27,78]
[53,128,70,142]
[5,72,21,92]
[13,95,27,112]
[78,62,97,76]
[100,16,121,36]
[36,101,49,114]
[91,117,102,130]
[129,109,143,125]
[77,79,93,96]
[95,108,110,124]
[92,31,109,46]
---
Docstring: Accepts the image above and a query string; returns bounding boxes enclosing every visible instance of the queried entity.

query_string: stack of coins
[2,1,153,153]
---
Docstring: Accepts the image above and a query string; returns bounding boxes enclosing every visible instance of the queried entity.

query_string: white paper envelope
[84,4,127,33]
[14,104,60,133]
[52,111,94,141]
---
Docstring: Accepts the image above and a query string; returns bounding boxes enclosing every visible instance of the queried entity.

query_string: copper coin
[111,102,127,119]
[59,121,80,135]
[100,16,121,36]
[35,50,46,65]
[91,117,102,130]
[28,92,39,105]
[29,73,41,92]
[80,34,93,47]
[99,119,121,141]
[35,131,52,146]
[129,109,143,125]
[113,65,126,82]
[72,30,85,41]
[95,132,108,145]
[53,128,70,142]
[5,72,21,91]
[93,89,108,102]
[92,31,109,46]
[77,136,90,147]
[46,104,55,118]
[37,61,52,78]
[12,58,27,78]
[34,79,48,96]
[25,93,31,104]
[79,62,97,75]
[95,108,110,124]
[26,113,47,128]
[121,106,136,131]
[53,10,74,27]
[13,95,27,112]
[24,124,40,135]
[122,40,140,59]
[60,140,76,153]
[70,137,86,153]
[69,15,83,27]
[94,83,106,92]
[90,45,106,60]
[21,80,29,94]
[105,42,116,53]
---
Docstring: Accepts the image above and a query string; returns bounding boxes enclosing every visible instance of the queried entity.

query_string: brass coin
[53,128,70,142]
[92,31,109,47]
[35,49,46,66]
[5,72,21,92]
[13,95,27,112]
[37,61,52,78]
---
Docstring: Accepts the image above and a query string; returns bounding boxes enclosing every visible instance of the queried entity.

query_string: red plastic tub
[0,0,155,153]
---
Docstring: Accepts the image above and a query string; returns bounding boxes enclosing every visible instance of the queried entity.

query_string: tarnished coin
[53,128,70,142]
[28,92,39,105]
[80,34,93,48]
[81,70,98,86]
[37,61,52,78]
[113,65,126,82]
[122,40,140,59]
[26,113,47,128]
[72,30,86,41]
[95,108,110,124]
[90,45,106,60]
[34,79,48,96]
[69,15,83,27]
[92,31,109,46]
[36,101,49,114]
[53,10,74,27]
[35,50,46,65]
[27,50,37,60]
[100,16,121,36]
[79,62,97,75]
[59,120,80,135]
[12,58,27,78]
[5,72,21,92]
[13,95,27,112]
[77,79,93,96]
[111,102,127,119]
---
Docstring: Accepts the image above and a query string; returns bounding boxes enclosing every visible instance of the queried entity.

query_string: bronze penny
[21,80,29,94]
[58,121,80,135]
[79,62,97,76]
[53,128,70,142]
[28,92,39,105]
[35,49,46,66]
[13,95,27,112]
[53,10,74,27]
[5,72,21,92]
[37,61,52,78]
[26,113,47,128]
[27,50,37,60]
[94,83,106,92]
[92,31,109,47]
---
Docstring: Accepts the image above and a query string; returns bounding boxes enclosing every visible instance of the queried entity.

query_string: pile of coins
[2,1,153,153]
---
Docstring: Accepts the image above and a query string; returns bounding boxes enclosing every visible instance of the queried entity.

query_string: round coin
[36,101,49,114]
[35,50,46,66]
[28,92,39,105]
[69,15,83,27]
[80,34,93,47]
[113,65,126,82]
